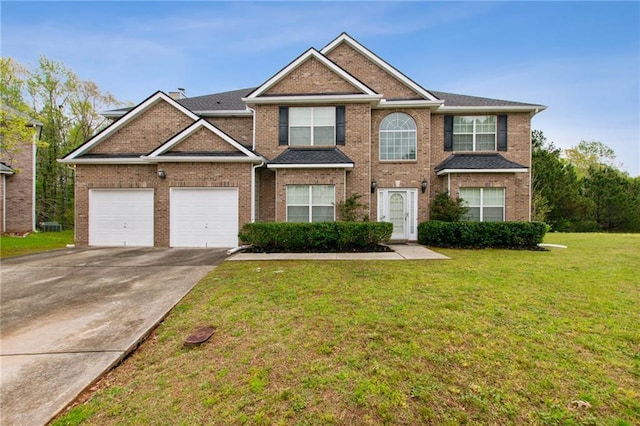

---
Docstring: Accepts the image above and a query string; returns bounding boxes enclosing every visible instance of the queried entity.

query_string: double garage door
[88,188,238,247]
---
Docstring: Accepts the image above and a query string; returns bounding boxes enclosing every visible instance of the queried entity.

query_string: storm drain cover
[184,326,215,346]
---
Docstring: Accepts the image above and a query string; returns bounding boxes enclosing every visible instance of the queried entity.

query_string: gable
[87,100,194,155]
[165,126,245,155]
[325,42,422,100]
[145,119,259,162]
[264,56,364,96]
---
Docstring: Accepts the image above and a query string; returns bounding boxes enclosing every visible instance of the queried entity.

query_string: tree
[0,58,39,169]
[564,140,618,178]
[531,130,590,230]
[582,165,640,232]
[1,56,122,227]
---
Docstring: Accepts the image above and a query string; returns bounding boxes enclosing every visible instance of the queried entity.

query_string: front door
[378,189,417,240]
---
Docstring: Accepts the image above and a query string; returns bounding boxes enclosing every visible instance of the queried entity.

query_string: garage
[89,189,154,247]
[170,187,239,248]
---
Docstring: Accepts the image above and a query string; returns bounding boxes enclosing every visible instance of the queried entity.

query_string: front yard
[0,230,74,258]
[54,233,638,425]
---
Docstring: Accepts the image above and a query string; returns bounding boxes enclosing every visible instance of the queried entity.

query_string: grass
[0,230,74,258]
[53,233,639,425]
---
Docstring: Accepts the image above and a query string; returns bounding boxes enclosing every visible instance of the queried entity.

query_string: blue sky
[2,1,639,175]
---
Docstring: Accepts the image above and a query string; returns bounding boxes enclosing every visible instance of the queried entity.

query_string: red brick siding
[88,100,194,155]
[169,126,242,153]
[265,57,362,95]
[1,139,35,233]
[205,116,253,147]
[326,43,421,99]
[74,162,252,247]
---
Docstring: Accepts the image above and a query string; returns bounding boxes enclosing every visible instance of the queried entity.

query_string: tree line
[1,57,123,228]
[532,131,640,232]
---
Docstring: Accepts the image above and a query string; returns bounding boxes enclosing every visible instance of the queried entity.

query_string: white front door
[378,189,417,240]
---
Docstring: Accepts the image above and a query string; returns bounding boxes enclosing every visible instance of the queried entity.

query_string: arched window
[379,112,417,160]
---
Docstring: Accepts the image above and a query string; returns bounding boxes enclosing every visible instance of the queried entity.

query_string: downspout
[251,161,265,223]
[528,109,539,222]
[32,125,41,232]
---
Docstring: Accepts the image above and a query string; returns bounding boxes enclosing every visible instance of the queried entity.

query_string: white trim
[195,110,253,117]
[438,106,547,113]
[58,157,148,164]
[460,187,505,222]
[243,94,382,105]
[437,168,528,176]
[267,163,354,169]
[246,48,376,99]
[376,99,443,109]
[286,184,336,223]
[64,92,199,160]
[2,175,6,233]
[321,33,439,102]
[146,119,257,159]
[377,188,418,240]
[146,156,263,163]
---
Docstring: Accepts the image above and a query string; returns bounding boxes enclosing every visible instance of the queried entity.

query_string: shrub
[239,222,393,252]
[336,193,368,222]
[418,220,547,249]
[429,191,468,222]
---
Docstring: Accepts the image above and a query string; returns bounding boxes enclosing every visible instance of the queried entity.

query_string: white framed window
[286,185,335,222]
[453,116,496,151]
[379,112,417,160]
[459,188,505,222]
[289,107,335,146]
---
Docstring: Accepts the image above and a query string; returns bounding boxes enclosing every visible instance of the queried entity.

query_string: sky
[2,1,639,176]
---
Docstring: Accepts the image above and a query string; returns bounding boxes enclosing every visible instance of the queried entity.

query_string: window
[379,112,417,160]
[459,188,504,222]
[287,185,335,222]
[289,107,335,146]
[453,116,496,151]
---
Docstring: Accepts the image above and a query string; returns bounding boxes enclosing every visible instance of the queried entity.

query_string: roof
[435,153,528,175]
[0,162,15,174]
[267,148,354,169]
[177,87,255,111]
[429,90,545,108]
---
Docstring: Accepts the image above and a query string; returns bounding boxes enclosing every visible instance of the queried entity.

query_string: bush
[418,221,547,249]
[238,222,393,252]
[430,191,468,222]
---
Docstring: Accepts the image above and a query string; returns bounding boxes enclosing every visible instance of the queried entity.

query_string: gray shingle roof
[177,87,256,111]
[0,162,15,174]
[435,154,527,171]
[428,90,544,108]
[269,148,354,165]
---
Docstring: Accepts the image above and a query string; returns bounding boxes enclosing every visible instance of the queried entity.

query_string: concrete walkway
[0,247,226,426]
[228,243,449,261]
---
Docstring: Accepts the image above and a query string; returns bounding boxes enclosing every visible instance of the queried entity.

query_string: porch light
[421,179,428,193]
[370,180,377,193]
[157,170,167,179]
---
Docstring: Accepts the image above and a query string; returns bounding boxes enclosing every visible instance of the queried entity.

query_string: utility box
[40,222,62,232]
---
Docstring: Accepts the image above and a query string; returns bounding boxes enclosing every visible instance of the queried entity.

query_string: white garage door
[89,189,154,247]
[170,188,238,248]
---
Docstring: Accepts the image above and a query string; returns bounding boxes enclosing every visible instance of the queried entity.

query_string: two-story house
[60,33,545,247]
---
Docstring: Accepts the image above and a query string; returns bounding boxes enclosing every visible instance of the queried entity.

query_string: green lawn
[54,234,639,425]
[0,230,74,258]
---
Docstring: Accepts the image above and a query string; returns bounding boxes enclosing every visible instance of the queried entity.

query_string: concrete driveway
[0,247,227,426]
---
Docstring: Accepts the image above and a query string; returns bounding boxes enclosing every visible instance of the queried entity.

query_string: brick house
[60,33,545,247]
[0,107,42,234]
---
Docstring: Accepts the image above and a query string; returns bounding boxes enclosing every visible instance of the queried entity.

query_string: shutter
[497,115,507,151]
[278,106,288,145]
[336,106,345,146]
[444,115,453,151]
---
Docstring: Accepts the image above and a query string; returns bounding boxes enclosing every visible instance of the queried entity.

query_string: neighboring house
[0,107,42,234]
[60,33,545,248]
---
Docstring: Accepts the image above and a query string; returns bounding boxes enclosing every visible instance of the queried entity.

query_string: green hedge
[418,220,547,249]
[239,222,393,252]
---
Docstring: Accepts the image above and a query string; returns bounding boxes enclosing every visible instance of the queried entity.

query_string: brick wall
[74,162,252,247]
[205,116,253,148]
[265,57,361,95]
[169,126,243,153]
[88,100,194,155]
[1,139,35,233]
[429,112,532,221]
[326,43,421,100]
